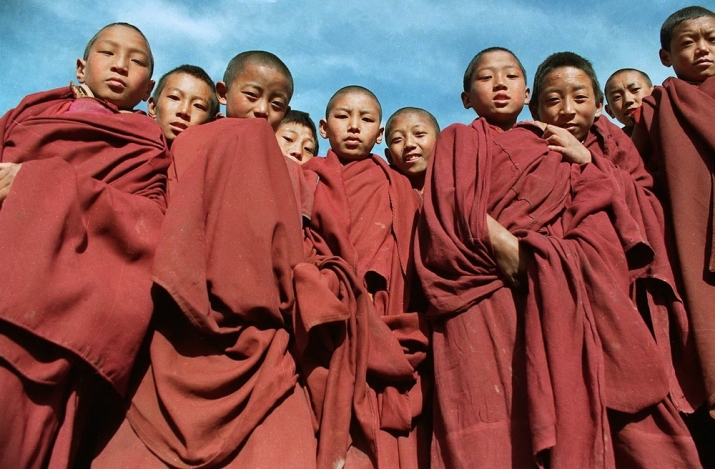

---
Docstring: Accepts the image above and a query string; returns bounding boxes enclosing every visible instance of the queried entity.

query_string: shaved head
[325,85,382,121]
[84,22,154,75]
[385,107,440,138]
[222,50,293,98]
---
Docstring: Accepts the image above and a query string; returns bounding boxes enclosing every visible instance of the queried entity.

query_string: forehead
[92,25,149,53]
[162,73,212,97]
[330,91,380,113]
[231,62,291,94]
[607,71,646,90]
[542,66,594,91]
[277,122,315,140]
[389,112,434,132]
[476,50,520,70]
[673,16,715,36]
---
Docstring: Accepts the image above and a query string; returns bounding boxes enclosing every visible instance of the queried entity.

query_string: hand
[528,121,592,164]
[0,163,22,204]
[487,215,528,288]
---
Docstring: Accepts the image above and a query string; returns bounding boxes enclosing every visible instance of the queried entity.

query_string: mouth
[106,77,126,91]
[694,58,714,67]
[402,153,423,164]
[493,93,511,106]
[170,122,188,134]
[344,137,361,146]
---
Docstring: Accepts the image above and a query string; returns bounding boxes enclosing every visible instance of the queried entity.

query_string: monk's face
[76,25,155,110]
[216,62,292,130]
[148,72,214,143]
[660,16,715,83]
[319,92,383,161]
[461,50,530,131]
[275,122,317,164]
[605,71,653,128]
[384,111,437,176]
[536,66,603,142]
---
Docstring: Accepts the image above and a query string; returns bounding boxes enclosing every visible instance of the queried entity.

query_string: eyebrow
[96,39,149,58]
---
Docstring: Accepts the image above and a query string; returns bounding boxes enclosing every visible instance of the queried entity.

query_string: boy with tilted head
[301,86,430,468]
[92,50,319,469]
[0,22,169,468]
[604,68,654,136]
[148,64,218,145]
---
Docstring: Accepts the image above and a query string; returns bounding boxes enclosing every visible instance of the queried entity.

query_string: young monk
[297,86,430,469]
[631,5,715,465]
[384,107,439,192]
[92,51,317,468]
[275,109,319,164]
[604,68,654,135]
[0,22,168,469]
[530,50,702,466]
[148,64,218,145]
[416,47,701,468]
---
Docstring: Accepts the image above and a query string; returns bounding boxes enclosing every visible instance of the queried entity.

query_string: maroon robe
[633,76,715,415]
[91,118,317,469]
[0,86,169,468]
[297,151,430,469]
[416,118,699,469]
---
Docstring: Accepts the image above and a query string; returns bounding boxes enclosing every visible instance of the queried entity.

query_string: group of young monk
[0,4,714,469]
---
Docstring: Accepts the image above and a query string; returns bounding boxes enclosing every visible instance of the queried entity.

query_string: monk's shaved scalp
[385,107,440,139]
[530,51,603,118]
[84,22,154,75]
[661,6,715,51]
[223,50,294,98]
[604,68,653,95]
[463,47,527,92]
[325,85,382,121]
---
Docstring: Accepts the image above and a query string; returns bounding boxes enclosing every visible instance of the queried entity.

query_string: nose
[493,73,507,90]
[624,92,635,106]
[252,98,269,119]
[348,115,360,132]
[404,134,417,150]
[176,100,191,121]
[111,54,129,76]
[694,37,710,55]
[560,97,576,117]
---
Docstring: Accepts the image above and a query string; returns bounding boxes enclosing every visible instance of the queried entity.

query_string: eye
[282,136,294,143]
[271,101,286,111]
[131,58,146,66]
[681,39,694,46]
[362,117,375,123]
[167,94,180,101]
[507,73,519,79]
[243,91,258,99]
[477,75,492,81]
[415,131,427,138]
[194,103,207,111]
[304,146,316,155]
[98,50,113,56]
[611,95,621,102]
[335,113,348,119]
[391,137,403,144]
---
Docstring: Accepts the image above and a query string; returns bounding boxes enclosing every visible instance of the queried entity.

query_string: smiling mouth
[403,153,422,164]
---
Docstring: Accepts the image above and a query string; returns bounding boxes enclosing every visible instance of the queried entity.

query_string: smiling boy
[384,107,439,192]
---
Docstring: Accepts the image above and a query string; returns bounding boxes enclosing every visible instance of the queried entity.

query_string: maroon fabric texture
[107,119,316,468]
[416,118,696,468]
[0,86,168,467]
[633,76,715,414]
[586,116,703,412]
[298,151,429,469]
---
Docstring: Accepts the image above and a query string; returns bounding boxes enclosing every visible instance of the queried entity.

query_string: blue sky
[0,0,696,154]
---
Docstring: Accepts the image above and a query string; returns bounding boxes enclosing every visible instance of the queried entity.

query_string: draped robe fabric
[297,151,430,469]
[91,119,317,468]
[416,118,699,469]
[0,86,169,468]
[633,76,715,415]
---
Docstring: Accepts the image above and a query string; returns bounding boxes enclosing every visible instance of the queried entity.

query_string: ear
[319,118,329,139]
[594,97,603,119]
[523,87,531,105]
[461,91,472,110]
[147,97,157,118]
[605,104,615,119]
[76,58,87,83]
[384,147,394,164]
[216,81,228,105]
[142,80,155,103]
[659,48,672,67]
[375,126,384,145]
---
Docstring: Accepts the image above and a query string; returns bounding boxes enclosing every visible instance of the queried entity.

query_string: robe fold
[298,151,430,469]
[0,86,169,468]
[91,119,317,468]
[633,76,715,415]
[416,118,699,469]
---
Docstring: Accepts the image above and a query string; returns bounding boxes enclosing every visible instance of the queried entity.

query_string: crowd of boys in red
[0,5,714,469]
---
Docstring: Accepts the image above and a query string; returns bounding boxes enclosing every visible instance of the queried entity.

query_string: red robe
[297,151,430,469]
[0,86,169,468]
[633,76,715,414]
[91,118,317,469]
[416,118,699,469]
